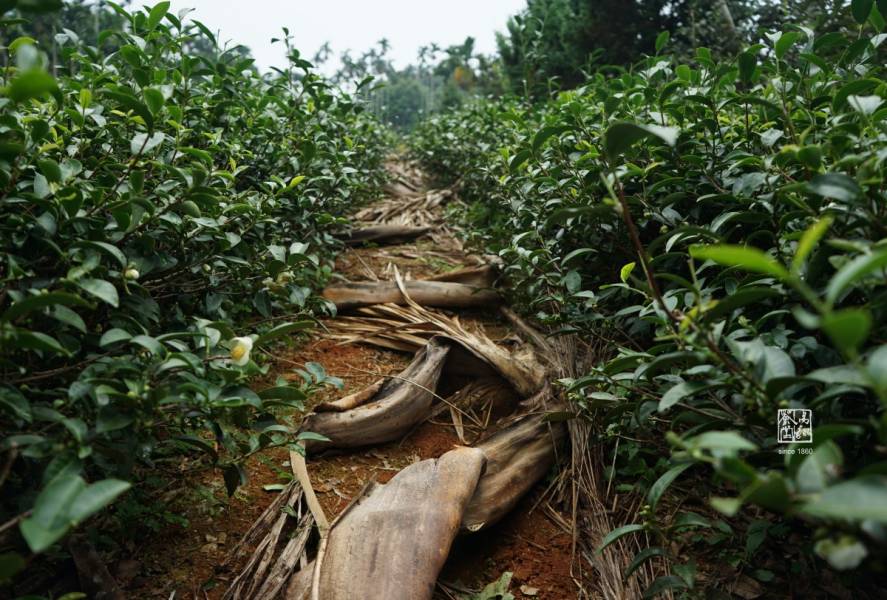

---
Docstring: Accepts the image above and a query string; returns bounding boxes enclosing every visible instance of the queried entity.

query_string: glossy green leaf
[775,31,802,59]
[75,278,119,307]
[738,51,756,83]
[792,216,832,273]
[68,479,131,524]
[851,0,874,23]
[596,523,645,554]
[647,463,692,509]
[146,1,170,30]
[690,244,789,279]
[619,261,636,283]
[803,475,887,522]
[826,248,887,304]
[822,309,872,355]
[256,321,313,345]
[808,173,861,203]
[655,31,669,54]
[7,69,58,103]
[2,292,90,322]
[659,381,707,412]
[102,88,154,131]
[604,122,678,159]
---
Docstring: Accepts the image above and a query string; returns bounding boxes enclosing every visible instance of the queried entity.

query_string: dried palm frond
[427,377,516,443]
[383,158,425,194]
[354,188,455,228]
[327,270,545,398]
[497,310,651,599]
[222,482,314,600]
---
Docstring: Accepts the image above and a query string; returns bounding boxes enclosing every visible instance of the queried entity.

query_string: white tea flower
[230,336,254,366]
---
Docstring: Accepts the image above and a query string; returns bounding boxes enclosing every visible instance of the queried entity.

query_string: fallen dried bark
[314,447,486,600]
[341,224,431,246]
[322,279,500,311]
[462,411,567,532]
[300,337,451,451]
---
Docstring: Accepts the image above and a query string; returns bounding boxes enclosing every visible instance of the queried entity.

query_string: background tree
[495,0,863,98]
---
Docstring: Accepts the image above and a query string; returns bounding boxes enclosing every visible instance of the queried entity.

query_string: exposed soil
[122,163,577,599]
[440,490,577,599]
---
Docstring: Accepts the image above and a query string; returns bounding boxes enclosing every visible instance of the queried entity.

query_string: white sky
[162,0,526,73]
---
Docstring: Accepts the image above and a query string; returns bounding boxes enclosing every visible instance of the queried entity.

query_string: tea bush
[0,0,386,578]
[413,6,887,593]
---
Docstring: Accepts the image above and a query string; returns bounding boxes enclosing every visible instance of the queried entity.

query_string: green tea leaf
[851,0,874,23]
[68,479,131,524]
[76,278,119,307]
[808,173,861,202]
[803,475,887,522]
[775,31,802,59]
[256,321,313,345]
[2,292,90,322]
[655,30,670,54]
[619,261,636,283]
[690,244,789,279]
[659,381,707,412]
[146,1,170,30]
[604,122,678,159]
[792,216,832,273]
[826,248,887,304]
[822,309,872,355]
[19,472,85,553]
[738,51,756,83]
[7,69,58,103]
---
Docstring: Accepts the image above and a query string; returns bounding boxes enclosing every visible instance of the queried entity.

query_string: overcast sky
[162,0,526,73]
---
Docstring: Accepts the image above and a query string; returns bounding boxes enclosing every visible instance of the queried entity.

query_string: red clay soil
[440,490,576,599]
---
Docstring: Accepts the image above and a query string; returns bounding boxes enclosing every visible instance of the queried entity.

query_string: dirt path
[129,161,576,599]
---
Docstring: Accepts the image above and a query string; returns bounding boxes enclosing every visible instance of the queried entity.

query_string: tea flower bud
[124,268,140,280]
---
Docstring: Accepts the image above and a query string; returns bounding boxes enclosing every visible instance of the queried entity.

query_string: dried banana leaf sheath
[301,338,450,451]
[426,264,498,287]
[322,280,500,311]
[342,225,431,246]
[316,447,486,600]
[462,414,566,531]
[284,563,313,600]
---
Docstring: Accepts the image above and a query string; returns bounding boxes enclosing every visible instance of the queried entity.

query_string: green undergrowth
[412,5,887,597]
[0,1,387,592]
